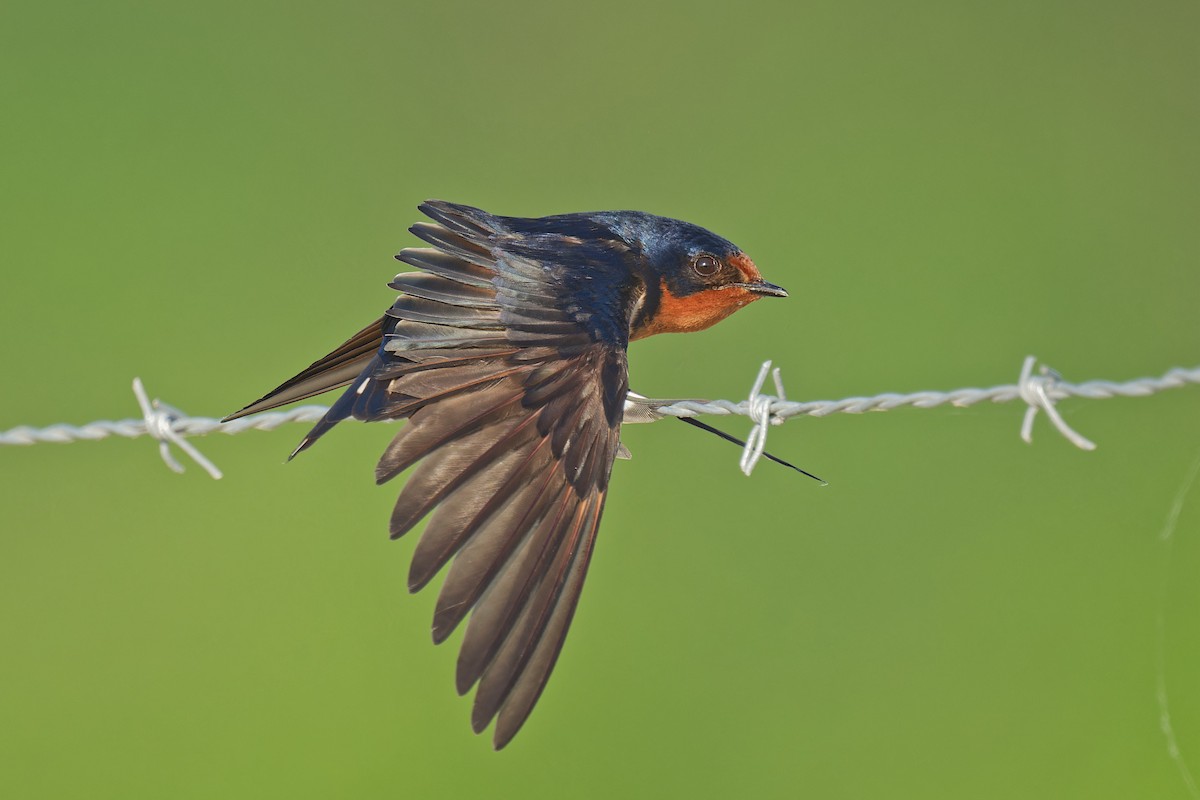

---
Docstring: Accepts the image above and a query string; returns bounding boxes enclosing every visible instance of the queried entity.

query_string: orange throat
[631,281,759,339]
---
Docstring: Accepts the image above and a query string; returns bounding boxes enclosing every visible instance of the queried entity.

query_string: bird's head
[594,211,787,340]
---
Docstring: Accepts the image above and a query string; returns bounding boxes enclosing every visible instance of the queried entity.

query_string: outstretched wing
[292,201,634,747]
[381,341,626,748]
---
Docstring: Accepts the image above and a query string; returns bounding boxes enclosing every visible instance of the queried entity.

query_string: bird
[225,200,791,749]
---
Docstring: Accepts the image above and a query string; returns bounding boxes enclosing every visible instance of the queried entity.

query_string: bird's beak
[738,280,789,298]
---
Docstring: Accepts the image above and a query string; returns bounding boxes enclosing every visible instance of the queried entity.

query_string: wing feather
[459,483,582,702]
[386,296,503,328]
[373,386,527,486]
[385,410,539,539]
[406,430,542,592]
[470,493,595,736]
[387,273,497,307]
[405,227,494,271]
[431,453,562,643]
[493,493,603,748]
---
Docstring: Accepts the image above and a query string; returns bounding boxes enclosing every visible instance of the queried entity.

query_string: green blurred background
[2,1,1198,797]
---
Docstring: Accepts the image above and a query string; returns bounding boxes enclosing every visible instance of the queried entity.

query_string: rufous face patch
[727,252,763,283]
[631,279,759,339]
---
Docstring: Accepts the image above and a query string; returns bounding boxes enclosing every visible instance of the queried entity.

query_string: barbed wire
[1,357,1197,480]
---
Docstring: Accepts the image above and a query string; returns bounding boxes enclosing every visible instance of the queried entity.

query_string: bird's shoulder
[421,202,649,350]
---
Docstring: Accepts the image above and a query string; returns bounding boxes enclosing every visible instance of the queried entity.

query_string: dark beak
[739,280,788,298]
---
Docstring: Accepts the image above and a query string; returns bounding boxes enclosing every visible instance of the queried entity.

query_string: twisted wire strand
[1,360,1197,479]
[647,365,1200,420]
[0,405,331,446]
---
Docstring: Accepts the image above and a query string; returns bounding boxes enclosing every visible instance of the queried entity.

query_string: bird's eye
[692,254,721,277]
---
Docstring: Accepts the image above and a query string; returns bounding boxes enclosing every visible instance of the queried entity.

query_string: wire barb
[131,378,223,480]
[1016,356,1097,451]
[740,361,787,476]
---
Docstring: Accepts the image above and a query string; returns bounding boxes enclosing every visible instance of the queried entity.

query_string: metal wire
[2,357,1197,479]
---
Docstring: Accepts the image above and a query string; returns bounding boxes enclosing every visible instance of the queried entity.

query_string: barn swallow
[225,201,791,748]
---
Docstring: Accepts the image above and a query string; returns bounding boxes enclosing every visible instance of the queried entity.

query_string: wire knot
[740,360,787,476]
[132,378,224,479]
[1016,356,1096,451]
